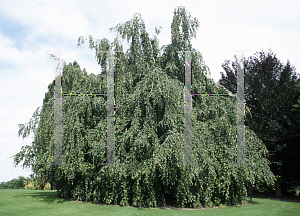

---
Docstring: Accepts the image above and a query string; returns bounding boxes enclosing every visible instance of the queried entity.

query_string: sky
[1,0,300,183]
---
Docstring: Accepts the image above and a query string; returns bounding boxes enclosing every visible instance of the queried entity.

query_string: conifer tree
[219,50,300,196]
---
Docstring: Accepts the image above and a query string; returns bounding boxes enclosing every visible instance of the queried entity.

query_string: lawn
[0,189,299,216]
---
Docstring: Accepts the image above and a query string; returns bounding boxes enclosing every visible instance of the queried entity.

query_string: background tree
[0,176,31,189]
[218,49,300,196]
[13,6,276,208]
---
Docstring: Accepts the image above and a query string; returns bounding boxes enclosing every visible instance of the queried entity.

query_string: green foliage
[293,83,300,116]
[218,49,300,194]
[0,176,30,189]
[0,176,51,190]
[24,180,39,190]
[13,6,276,208]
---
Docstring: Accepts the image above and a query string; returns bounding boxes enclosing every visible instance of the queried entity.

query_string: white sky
[1,0,299,182]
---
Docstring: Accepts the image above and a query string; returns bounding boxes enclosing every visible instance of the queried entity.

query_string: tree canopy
[14,6,275,208]
[218,49,300,196]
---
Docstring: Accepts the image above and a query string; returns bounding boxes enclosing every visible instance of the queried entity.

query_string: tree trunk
[275,180,282,197]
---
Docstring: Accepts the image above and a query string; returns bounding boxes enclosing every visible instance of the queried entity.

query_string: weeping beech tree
[14,7,275,208]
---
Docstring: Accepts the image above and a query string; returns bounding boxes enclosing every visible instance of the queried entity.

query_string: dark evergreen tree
[218,49,300,196]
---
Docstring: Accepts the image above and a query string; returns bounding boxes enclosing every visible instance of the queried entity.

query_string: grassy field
[0,189,300,216]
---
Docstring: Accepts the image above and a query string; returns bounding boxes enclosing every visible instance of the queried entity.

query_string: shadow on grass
[82,198,258,211]
[12,190,67,204]
[249,199,260,205]
[11,190,263,211]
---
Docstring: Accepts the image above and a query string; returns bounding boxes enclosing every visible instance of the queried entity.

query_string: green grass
[0,189,300,216]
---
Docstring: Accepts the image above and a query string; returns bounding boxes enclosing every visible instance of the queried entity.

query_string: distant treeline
[0,176,31,189]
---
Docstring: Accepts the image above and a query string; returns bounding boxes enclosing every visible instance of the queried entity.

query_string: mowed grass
[0,189,300,216]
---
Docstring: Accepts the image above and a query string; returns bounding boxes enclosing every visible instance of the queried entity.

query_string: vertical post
[48,50,70,166]
[184,51,192,165]
[107,51,115,165]
[236,51,245,165]
[54,57,62,165]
